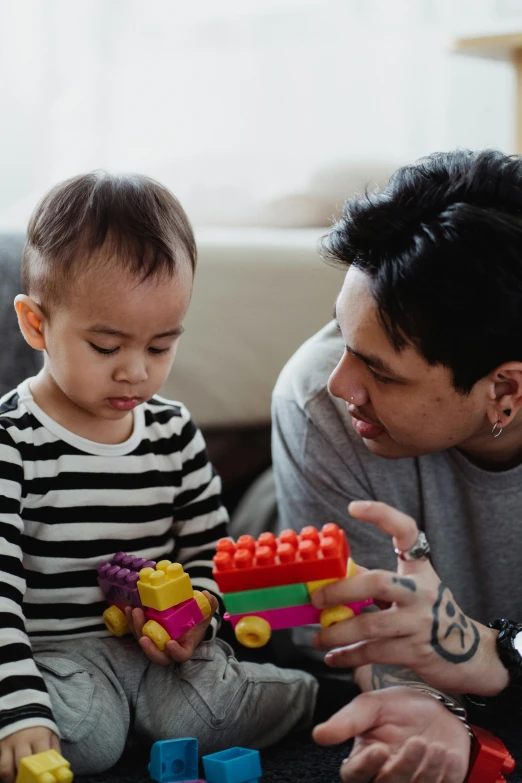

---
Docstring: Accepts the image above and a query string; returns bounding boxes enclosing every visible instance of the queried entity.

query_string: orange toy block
[16,749,73,783]
[212,524,350,592]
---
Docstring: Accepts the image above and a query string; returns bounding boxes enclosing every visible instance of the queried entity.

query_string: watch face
[514,630,522,656]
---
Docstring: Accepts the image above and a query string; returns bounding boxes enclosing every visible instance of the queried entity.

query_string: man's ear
[487,362,522,429]
[14,295,46,351]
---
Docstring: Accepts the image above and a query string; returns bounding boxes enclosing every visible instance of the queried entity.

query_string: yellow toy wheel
[38,774,57,783]
[193,590,212,619]
[103,605,129,637]
[235,616,271,648]
[142,619,171,651]
[320,605,355,628]
[55,769,74,783]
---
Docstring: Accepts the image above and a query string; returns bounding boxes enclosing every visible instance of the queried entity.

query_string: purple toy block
[226,598,372,631]
[97,552,156,608]
[147,597,205,640]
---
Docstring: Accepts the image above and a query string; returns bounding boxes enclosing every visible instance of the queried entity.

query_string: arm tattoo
[371,664,427,691]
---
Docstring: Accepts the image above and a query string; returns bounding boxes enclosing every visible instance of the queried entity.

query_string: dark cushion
[0,233,42,396]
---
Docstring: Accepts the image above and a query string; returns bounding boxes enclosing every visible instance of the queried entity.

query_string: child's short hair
[22,171,196,310]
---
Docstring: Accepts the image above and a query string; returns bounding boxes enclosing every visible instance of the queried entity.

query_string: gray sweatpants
[33,635,318,775]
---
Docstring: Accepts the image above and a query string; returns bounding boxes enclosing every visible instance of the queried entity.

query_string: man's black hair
[321,149,522,393]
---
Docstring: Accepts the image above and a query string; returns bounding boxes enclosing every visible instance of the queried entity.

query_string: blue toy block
[148,738,204,782]
[202,747,262,783]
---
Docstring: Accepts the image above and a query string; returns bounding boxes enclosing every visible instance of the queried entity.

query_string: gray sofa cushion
[0,233,42,396]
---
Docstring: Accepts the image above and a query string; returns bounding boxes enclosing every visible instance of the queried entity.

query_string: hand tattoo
[392,576,417,592]
[431,584,480,663]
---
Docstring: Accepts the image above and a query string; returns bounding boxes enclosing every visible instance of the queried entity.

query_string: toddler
[0,172,318,782]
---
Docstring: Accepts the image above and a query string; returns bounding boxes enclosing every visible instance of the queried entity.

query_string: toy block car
[98,553,212,650]
[214,526,371,648]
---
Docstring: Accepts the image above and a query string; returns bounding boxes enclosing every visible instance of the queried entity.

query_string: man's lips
[349,408,385,439]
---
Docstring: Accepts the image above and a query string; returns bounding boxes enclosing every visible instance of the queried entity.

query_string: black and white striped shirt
[0,379,228,740]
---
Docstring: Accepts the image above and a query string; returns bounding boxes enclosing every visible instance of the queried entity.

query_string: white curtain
[0,0,518,229]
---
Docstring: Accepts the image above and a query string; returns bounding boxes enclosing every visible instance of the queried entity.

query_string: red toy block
[212,525,350,592]
[466,725,515,783]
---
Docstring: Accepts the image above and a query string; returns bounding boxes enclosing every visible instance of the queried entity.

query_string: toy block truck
[212,524,371,648]
[97,552,211,650]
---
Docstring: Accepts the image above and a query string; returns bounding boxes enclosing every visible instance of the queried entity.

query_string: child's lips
[107,397,141,411]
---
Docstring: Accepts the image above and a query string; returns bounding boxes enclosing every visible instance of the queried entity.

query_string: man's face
[328,267,489,459]
[42,260,193,424]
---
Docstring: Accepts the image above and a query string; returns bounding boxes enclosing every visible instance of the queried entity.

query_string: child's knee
[37,652,130,773]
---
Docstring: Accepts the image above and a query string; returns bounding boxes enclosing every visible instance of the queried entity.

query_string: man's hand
[125,591,218,665]
[314,686,470,783]
[312,500,508,696]
[0,727,60,783]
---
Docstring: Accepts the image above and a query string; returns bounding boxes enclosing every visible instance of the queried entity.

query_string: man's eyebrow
[333,298,406,380]
[87,325,185,339]
[346,345,405,380]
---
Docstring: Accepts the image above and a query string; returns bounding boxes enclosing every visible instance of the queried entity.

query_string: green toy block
[223,581,310,614]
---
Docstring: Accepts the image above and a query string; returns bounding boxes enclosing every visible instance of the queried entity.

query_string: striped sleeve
[172,408,228,636]
[0,426,58,741]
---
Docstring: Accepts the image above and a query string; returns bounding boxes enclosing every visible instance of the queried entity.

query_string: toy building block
[98,552,157,636]
[306,557,358,593]
[212,525,350,592]
[202,747,262,783]
[98,552,212,648]
[138,561,194,611]
[97,552,156,606]
[466,725,515,783]
[143,591,211,650]
[15,749,73,783]
[226,598,372,648]
[223,581,310,614]
[148,738,204,783]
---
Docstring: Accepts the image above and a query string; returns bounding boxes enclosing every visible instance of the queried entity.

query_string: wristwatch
[489,618,522,687]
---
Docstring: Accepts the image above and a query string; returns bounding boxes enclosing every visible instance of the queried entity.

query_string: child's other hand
[125,591,219,666]
[0,726,61,783]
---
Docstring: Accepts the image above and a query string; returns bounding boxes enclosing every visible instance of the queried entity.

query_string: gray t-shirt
[272,320,522,626]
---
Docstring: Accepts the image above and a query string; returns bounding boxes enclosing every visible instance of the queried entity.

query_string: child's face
[42,260,193,422]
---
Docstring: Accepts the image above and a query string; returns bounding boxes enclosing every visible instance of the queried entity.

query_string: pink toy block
[225,598,372,631]
[147,597,205,639]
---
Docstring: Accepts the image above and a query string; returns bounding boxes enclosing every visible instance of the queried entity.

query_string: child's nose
[113,357,148,384]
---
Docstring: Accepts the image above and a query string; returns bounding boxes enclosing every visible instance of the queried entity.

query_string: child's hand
[0,727,61,783]
[124,591,219,666]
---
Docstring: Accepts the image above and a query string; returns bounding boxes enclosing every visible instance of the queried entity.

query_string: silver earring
[492,421,503,438]
[350,396,354,401]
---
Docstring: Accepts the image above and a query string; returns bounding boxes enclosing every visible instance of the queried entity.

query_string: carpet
[75,732,353,783]
[74,697,522,783]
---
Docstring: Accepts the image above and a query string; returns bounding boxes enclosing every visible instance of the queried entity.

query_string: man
[272,149,522,782]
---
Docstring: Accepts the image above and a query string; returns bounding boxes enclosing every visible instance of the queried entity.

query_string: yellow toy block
[137,560,193,611]
[306,558,358,594]
[16,749,73,783]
